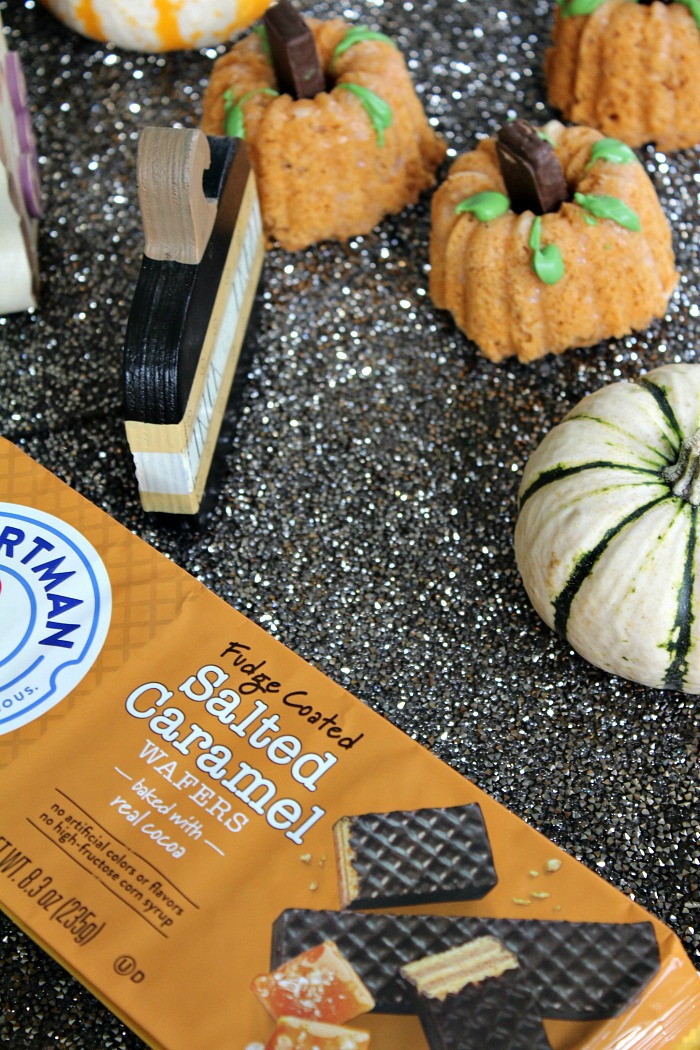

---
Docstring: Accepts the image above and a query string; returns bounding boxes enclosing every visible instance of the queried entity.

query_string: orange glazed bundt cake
[545,0,700,151]
[201,3,446,251]
[429,119,678,364]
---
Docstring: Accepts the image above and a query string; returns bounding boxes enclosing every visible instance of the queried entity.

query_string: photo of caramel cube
[265,1016,370,1050]
[252,940,375,1024]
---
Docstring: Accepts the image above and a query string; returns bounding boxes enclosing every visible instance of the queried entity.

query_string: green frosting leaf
[223,87,279,140]
[223,90,243,139]
[537,129,556,147]
[586,137,638,168]
[529,216,565,285]
[529,215,543,253]
[574,192,641,231]
[559,0,608,16]
[336,83,393,147]
[332,25,396,62]
[533,243,565,285]
[251,24,272,61]
[455,191,510,222]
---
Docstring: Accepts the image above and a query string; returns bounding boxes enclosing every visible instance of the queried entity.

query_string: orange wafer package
[0,437,699,1050]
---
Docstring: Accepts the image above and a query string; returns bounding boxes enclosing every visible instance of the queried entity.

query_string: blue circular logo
[0,504,112,734]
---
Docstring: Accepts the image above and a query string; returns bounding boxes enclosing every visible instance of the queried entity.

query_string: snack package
[0,437,698,1049]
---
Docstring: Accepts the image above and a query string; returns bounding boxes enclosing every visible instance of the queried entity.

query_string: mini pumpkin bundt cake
[545,0,700,151]
[201,3,446,251]
[429,119,678,364]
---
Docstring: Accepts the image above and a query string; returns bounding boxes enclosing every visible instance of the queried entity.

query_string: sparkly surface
[0,0,699,1045]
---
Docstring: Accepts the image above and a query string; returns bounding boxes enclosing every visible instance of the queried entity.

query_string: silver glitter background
[0,0,698,1045]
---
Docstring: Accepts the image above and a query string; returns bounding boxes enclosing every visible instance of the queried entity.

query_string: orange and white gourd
[516,364,700,692]
[42,0,273,52]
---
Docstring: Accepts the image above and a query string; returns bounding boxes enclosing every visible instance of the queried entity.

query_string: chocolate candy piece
[264,1017,370,1050]
[264,1,325,100]
[333,802,497,909]
[252,940,375,1024]
[496,120,567,216]
[401,937,552,1050]
[271,909,660,1020]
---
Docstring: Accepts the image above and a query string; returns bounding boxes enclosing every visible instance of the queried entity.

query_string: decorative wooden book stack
[0,12,43,314]
[123,128,264,514]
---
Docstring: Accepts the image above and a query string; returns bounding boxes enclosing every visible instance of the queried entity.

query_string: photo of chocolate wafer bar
[271,909,660,1020]
[333,802,497,909]
[400,936,552,1050]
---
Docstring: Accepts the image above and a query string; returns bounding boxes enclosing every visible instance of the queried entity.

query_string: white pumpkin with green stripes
[515,363,700,692]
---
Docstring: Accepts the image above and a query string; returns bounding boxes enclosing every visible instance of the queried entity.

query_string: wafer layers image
[333,802,497,909]
[271,909,660,1020]
[400,936,552,1050]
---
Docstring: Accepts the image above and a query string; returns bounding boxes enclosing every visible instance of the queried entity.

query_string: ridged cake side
[545,0,700,151]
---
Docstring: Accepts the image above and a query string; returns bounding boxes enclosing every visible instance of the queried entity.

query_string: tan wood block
[138,126,217,264]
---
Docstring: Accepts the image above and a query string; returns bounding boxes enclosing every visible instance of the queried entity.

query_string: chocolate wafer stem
[264,1,326,100]
[496,119,567,216]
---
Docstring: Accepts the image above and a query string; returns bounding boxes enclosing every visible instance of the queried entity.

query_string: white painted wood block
[0,13,42,315]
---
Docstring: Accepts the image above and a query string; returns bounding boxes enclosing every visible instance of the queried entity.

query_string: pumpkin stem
[663,428,700,506]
